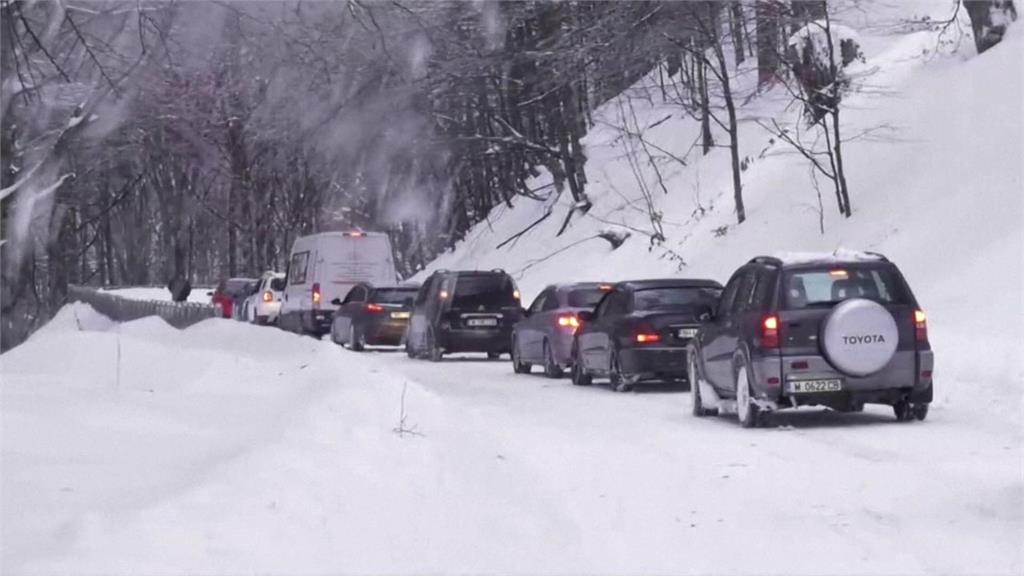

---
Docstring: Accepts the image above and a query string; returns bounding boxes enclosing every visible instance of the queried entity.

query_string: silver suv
[687,251,934,427]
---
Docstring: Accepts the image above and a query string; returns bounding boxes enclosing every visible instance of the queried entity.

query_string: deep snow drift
[2,303,1021,575]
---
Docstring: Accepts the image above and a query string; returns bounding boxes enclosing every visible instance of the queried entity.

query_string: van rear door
[319,234,398,307]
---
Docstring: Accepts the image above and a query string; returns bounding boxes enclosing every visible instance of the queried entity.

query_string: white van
[279,231,399,335]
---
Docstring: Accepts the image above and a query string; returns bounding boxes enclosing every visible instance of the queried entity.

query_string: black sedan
[330,283,419,351]
[571,279,723,392]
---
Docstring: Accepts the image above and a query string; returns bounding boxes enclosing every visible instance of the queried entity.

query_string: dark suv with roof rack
[687,251,934,427]
[405,269,524,361]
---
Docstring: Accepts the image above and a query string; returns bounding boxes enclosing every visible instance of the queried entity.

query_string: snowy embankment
[3,302,1021,575]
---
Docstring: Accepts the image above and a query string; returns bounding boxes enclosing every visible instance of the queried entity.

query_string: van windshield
[452,275,517,308]
[782,266,910,309]
[372,288,418,305]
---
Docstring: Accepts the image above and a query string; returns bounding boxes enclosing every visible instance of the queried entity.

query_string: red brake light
[366,303,384,313]
[312,283,321,307]
[557,314,580,331]
[439,290,449,300]
[513,289,521,301]
[262,290,273,303]
[761,315,780,348]
[345,231,364,237]
[599,284,613,291]
[635,332,661,344]
[914,310,928,343]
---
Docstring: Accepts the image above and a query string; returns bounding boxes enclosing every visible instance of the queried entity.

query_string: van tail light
[513,289,521,301]
[439,290,449,301]
[366,303,384,313]
[262,290,273,303]
[761,315,780,349]
[557,314,580,332]
[312,283,321,307]
[914,310,928,344]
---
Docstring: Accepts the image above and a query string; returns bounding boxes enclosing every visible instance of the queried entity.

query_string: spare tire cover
[821,298,899,377]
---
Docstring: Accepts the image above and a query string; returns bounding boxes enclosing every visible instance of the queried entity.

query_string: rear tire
[511,335,531,374]
[349,325,365,352]
[736,366,762,428]
[912,403,929,421]
[690,354,717,417]
[571,345,592,387]
[542,340,564,378]
[610,349,633,393]
[894,399,914,422]
[427,329,443,362]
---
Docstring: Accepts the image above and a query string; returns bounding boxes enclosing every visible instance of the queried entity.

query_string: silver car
[688,252,934,427]
[511,282,611,377]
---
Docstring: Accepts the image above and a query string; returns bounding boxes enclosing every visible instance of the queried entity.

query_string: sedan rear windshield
[633,287,722,310]
[782,266,910,309]
[372,288,418,305]
[567,288,608,308]
[452,275,517,308]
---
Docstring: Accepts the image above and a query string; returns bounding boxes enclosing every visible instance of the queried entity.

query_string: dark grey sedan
[511,282,612,377]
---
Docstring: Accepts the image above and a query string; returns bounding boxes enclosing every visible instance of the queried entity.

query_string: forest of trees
[0,0,1016,350]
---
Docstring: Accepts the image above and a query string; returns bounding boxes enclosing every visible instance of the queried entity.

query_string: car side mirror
[578,310,594,322]
[206,291,213,297]
[331,298,342,306]
[521,308,530,318]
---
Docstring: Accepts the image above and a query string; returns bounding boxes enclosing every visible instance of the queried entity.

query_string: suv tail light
[761,315,780,349]
[366,303,384,313]
[262,290,273,303]
[914,310,928,344]
[312,283,321,307]
[557,314,580,332]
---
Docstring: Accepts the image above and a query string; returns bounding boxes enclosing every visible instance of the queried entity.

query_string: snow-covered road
[2,305,1021,575]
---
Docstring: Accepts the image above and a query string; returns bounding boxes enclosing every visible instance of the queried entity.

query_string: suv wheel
[571,345,592,386]
[427,330,443,362]
[511,335,531,374]
[893,399,914,422]
[912,403,929,421]
[542,340,564,378]
[349,325,365,352]
[610,349,633,393]
[736,366,761,428]
[690,354,717,417]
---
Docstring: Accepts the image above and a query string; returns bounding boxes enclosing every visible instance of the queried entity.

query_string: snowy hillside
[425,10,1024,415]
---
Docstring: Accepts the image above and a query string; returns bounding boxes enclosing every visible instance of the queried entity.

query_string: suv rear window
[270,277,286,291]
[225,279,256,296]
[567,288,607,308]
[634,287,722,310]
[783,266,909,309]
[452,274,517,308]
[373,288,418,305]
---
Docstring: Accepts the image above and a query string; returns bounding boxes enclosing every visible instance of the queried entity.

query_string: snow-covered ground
[2,303,1020,575]
[101,286,213,304]
[2,4,1022,575]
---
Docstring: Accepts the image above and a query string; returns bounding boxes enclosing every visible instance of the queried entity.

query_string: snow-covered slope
[425,13,1024,416]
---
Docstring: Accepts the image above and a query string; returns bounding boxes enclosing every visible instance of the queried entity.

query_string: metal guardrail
[67,285,218,329]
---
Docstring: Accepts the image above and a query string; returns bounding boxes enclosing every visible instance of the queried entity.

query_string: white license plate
[788,379,843,393]
[390,311,410,319]
[467,318,498,327]
[676,328,698,339]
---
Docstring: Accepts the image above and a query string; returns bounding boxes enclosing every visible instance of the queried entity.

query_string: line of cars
[213,232,934,427]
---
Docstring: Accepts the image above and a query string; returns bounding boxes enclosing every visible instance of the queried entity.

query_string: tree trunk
[756,0,783,86]
[730,2,745,65]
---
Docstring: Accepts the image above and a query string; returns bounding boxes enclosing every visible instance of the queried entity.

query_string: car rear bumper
[440,327,513,354]
[619,346,688,381]
[307,310,334,335]
[364,319,409,346]
[751,350,934,407]
[256,302,282,319]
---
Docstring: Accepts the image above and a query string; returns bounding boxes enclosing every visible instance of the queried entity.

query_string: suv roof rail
[862,251,889,262]
[749,256,783,266]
